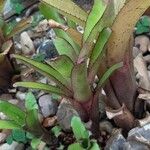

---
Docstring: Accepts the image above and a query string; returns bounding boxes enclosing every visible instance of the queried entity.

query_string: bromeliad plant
[11,0,123,138]
[13,0,150,133]
[1,0,150,146]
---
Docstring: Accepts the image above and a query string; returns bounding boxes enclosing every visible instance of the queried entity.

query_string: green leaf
[88,28,112,83]
[68,143,83,150]
[25,92,38,111]
[12,129,27,143]
[83,0,107,42]
[97,62,123,88]
[41,0,88,27]
[46,55,74,83]
[25,110,42,132]
[31,138,41,149]
[136,25,150,34]
[54,38,77,62]
[13,54,71,93]
[90,140,100,150]
[39,2,80,54]
[71,116,89,141]
[51,126,61,137]
[135,17,150,35]
[89,28,111,68]
[14,82,70,97]
[0,120,21,129]
[141,16,150,27]
[78,0,126,61]
[71,62,92,102]
[0,100,25,126]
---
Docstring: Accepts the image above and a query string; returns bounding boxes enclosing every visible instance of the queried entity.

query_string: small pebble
[135,35,150,53]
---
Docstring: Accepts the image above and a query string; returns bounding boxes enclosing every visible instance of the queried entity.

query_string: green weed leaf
[31,138,41,149]
[0,100,25,126]
[0,120,21,129]
[25,92,38,111]
[12,129,27,143]
[136,16,150,34]
[90,140,100,150]
[51,126,61,137]
[71,116,89,141]
[68,143,83,150]
[25,110,42,133]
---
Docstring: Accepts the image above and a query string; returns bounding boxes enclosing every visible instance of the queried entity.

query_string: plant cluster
[0,0,150,149]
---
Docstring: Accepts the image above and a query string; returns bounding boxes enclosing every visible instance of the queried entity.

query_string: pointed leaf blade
[12,54,71,91]
[83,0,107,42]
[14,82,70,97]
[90,28,112,68]
[78,0,126,62]
[97,62,123,88]
[88,28,112,83]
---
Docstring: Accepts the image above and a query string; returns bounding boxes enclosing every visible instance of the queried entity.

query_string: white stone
[20,31,35,55]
